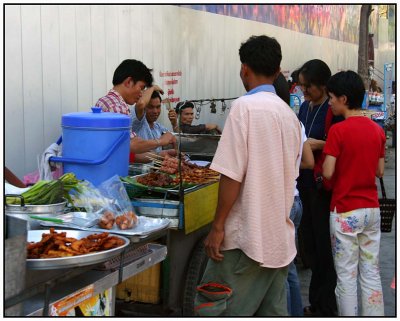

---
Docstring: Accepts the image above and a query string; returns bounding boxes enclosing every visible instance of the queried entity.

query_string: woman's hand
[307,138,326,151]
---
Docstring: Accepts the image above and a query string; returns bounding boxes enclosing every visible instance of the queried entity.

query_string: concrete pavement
[297,133,396,316]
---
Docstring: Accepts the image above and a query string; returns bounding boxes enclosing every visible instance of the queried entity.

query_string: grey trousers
[194,249,289,316]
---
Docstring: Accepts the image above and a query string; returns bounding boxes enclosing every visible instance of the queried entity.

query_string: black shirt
[297,100,344,188]
[180,123,208,134]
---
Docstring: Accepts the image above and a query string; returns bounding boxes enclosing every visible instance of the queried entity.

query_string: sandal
[303,306,314,317]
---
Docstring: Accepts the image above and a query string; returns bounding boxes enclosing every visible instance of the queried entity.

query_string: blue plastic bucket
[51,107,131,186]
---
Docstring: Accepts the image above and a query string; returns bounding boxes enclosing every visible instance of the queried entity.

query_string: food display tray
[39,216,170,237]
[132,198,180,218]
[26,230,130,270]
[124,173,208,197]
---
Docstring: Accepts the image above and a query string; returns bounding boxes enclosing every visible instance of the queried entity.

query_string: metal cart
[117,133,221,316]
[4,215,168,316]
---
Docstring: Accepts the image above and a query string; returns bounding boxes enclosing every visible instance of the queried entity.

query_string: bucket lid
[62,107,131,128]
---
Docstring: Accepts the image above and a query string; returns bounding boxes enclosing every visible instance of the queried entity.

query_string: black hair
[298,59,331,87]
[327,71,365,109]
[239,35,282,77]
[112,59,153,86]
[291,69,300,83]
[151,90,162,102]
[175,101,195,114]
[273,72,290,105]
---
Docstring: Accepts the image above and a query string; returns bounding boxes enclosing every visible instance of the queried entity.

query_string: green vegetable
[5,172,83,205]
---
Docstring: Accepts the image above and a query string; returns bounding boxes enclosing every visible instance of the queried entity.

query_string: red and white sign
[160,70,182,103]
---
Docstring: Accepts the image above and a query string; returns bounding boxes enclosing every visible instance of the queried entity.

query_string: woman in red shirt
[323,71,385,316]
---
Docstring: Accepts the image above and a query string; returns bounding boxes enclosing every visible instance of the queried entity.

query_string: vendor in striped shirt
[95,59,176,161]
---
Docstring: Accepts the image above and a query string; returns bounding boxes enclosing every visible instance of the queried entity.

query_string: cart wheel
[182,236,209,316]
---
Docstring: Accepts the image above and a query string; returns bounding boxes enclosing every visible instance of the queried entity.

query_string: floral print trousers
[330,207,384,316]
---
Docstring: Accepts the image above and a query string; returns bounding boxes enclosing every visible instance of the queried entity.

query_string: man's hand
[150,85,164,96]
[159,149,177,157]
[203,174,241,262]
[135,85,164,119]
[159,132,175,146]
[168,110,178,130]
[205,123,222,134]
[204,226,225,261]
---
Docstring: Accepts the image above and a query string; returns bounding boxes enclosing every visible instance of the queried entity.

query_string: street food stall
[116,132,221,316]
[4,131,221,317]
[4,191,170,316]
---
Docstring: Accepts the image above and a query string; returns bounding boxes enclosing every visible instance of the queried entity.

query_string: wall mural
[179,5,363,44]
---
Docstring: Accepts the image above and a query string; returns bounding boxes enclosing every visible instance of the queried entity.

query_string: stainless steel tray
[26,230,130,270]
[39,216,171,236]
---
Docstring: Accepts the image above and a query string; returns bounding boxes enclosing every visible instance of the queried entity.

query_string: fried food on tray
[27,227,125,259]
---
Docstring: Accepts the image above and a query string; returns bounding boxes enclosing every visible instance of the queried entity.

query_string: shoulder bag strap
[379,177,387,199]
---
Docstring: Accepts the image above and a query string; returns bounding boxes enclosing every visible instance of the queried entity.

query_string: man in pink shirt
[194,35,301,316]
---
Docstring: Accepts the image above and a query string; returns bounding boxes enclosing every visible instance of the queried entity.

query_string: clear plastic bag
[69,175,138,230]
[69,180,112,214]
[97,175,138,230]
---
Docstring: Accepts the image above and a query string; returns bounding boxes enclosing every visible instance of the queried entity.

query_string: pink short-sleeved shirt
[211,91,301,268]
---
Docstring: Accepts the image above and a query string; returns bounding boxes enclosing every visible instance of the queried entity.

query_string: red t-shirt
[324,116,386,213]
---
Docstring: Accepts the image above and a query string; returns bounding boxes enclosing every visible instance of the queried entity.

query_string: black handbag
[379,177,396,233]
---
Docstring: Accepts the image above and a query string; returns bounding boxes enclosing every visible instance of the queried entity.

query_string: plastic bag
[97,175,138,230]
[23,167,63,186]
[69,180,113,215]
[68,175,138,230]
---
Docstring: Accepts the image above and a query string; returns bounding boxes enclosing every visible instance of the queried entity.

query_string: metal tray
[39,216,171,236]
[5,199,67,214]
[26,230,130,270]
[124,173,199,195]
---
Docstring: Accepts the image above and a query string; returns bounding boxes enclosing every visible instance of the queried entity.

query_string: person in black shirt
[296,59,343,317]
[168,101,221,134]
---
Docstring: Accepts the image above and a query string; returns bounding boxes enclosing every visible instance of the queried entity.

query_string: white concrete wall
[4,5,395,178]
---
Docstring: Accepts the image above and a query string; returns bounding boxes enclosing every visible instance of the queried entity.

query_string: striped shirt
[95,89,130,115]
[211,91,301,268]
[95,89,136,138]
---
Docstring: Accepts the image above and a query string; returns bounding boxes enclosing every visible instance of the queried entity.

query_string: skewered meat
[137,172,174,187]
